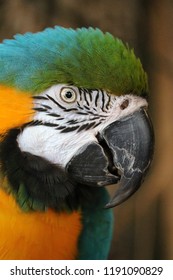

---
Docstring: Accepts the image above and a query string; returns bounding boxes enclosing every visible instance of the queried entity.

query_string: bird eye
[60,87,77,103]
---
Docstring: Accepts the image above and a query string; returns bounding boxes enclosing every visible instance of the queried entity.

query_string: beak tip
[104,202,116,209]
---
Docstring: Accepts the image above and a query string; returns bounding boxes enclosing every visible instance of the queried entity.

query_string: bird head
[0,27,154,210]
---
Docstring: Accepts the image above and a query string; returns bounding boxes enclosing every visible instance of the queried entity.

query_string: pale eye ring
[60,87,77,103]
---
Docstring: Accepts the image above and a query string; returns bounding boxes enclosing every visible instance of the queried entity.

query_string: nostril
[120,99,129,110]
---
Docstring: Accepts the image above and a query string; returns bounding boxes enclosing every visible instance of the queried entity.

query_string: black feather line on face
[95,90,99,107]
[47,113,61,117]
[83,91,90,106]
[33,96,49,100]
[24,120,58,128]
[85,122,96,130]
[43,122,59,127]
[105,93,111,110]
[76,112,88,116]
[61,126,80,133]
[77,102,83,110]
[77,123,90,132]
[46,94,66,110]
[83,105,90,111]
[67,119,79,125]
[42,104,52,110]
[64,108,78,112]
[34,107,48,112]
[101,90,107,113]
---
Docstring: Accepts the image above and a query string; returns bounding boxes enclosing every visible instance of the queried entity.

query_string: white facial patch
[17,84,148,167]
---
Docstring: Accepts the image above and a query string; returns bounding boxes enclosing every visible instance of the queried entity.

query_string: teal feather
[78,188,114,260]
[0,26,148,95]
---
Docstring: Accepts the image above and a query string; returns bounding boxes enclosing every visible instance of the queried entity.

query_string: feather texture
[0,27,148,95]
[0,189,82,260]
[0,85,34,133]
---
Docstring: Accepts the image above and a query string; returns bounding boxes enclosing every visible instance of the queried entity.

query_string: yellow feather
[0,85,34,134]
[0,189,82,260]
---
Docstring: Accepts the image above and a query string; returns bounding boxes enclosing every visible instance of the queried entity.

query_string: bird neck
[78,187,114,259]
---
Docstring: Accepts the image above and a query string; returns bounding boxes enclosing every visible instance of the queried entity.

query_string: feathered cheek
[0,85,34,134]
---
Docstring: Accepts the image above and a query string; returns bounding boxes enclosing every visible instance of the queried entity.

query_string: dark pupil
[65,91,73,99]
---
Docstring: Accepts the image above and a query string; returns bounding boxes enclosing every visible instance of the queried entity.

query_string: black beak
[100,109,154,208]
[67,109,154,208]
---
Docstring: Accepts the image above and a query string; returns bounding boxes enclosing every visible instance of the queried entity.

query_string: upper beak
[67,108,154,208]
[100,108,154,208]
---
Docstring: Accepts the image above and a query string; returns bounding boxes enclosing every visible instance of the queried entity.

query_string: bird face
[16,84,154,208]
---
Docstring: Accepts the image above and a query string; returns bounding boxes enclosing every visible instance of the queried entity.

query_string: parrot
[0,26,154,260]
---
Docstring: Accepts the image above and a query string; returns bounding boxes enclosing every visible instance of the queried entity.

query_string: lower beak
[67,109,154,208]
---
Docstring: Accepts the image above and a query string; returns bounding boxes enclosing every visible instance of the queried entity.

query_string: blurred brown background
[0,0,172,259]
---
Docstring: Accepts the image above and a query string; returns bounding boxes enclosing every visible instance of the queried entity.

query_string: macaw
[0,26,154,260]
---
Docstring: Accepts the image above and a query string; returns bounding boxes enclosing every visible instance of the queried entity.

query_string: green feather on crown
[0,26,148,95]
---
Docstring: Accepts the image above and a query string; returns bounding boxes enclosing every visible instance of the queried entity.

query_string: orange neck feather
[0,189,82,259]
